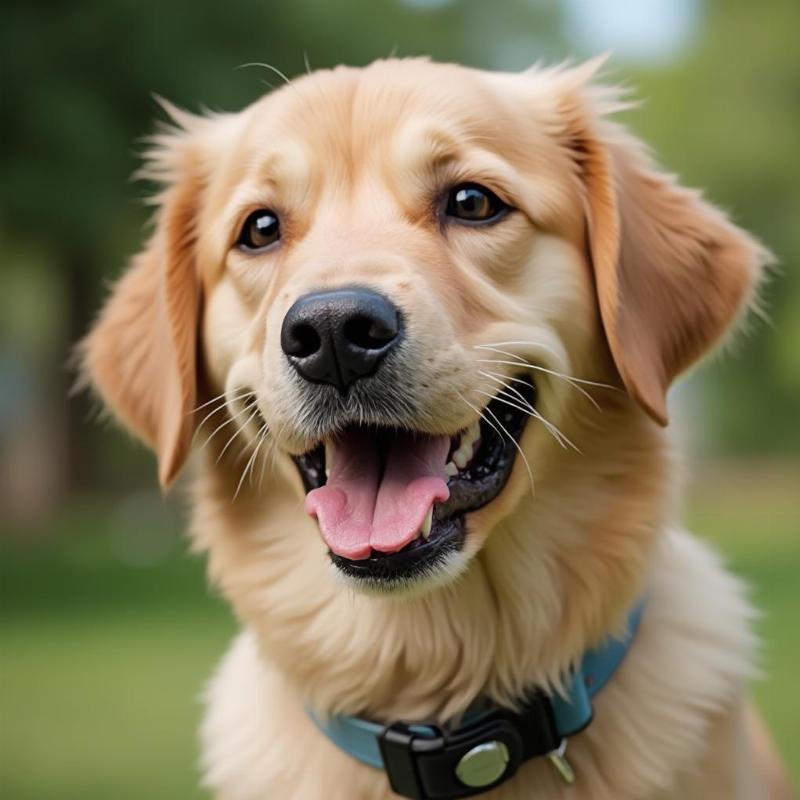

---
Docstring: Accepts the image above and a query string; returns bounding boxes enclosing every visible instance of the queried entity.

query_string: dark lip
[329,515,466,587]
[293,375,536,586]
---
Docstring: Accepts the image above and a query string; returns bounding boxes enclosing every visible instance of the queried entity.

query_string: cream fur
[81,58,793,799]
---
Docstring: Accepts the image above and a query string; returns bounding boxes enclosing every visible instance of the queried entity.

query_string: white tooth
[458,422,481,458]
[325,445,333,477]
[445,461,458,476]
[453,448,469,469]
[421,507,433,538]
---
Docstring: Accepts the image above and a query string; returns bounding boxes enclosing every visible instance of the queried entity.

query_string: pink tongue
[305,431,450,559]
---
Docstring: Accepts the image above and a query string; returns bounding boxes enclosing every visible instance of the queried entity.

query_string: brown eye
[445,183,509,224]
[237,209,281,251]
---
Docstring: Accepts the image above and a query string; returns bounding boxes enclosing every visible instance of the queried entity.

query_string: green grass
[0,499,235,800]
[686,465,800,782]
[1,473,798,798]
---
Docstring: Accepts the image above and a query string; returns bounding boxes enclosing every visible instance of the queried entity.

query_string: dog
[81,57,794,799]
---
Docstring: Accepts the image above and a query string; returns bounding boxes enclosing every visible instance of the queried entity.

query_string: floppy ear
[81,111,208,487]
[560,78,770,424]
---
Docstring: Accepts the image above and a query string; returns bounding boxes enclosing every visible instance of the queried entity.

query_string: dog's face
[83,59,765,597]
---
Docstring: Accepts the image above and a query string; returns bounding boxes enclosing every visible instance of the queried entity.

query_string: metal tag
[547,739,576,785]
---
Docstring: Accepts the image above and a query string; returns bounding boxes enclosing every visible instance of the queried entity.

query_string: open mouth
[293,376,536,586]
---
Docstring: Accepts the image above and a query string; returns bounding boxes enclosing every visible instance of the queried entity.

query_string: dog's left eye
[444,183,509,224]
[237,209,281,252]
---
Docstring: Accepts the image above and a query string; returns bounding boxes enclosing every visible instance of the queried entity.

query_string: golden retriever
[82,57,794,799]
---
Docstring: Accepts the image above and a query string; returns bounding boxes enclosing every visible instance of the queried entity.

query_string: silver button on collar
[455,740,510,788]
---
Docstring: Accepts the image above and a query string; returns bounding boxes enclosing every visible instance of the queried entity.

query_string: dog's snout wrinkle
[280,287,401,394]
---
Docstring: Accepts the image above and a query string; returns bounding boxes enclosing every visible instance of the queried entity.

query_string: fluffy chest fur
[198,526,756,799]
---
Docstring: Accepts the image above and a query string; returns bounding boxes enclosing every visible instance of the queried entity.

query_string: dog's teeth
[450,421,481,468]
[447,421,481,475]
[453,448,469,469]
[325,446,333,477]
[421,507,433,538]
[462,420,480,448]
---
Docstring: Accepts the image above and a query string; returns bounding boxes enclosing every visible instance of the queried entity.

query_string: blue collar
[309,601,644,799]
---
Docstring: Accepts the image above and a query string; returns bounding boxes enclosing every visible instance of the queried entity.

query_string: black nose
[280,287,401,393]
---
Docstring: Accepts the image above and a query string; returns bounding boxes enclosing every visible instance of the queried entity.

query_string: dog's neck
[192,401,672,724]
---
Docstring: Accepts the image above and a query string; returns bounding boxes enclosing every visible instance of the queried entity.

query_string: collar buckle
[377,693,559,800]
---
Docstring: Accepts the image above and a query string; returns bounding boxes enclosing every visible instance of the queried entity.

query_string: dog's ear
[81,105,217,487]
[556,66,770,424]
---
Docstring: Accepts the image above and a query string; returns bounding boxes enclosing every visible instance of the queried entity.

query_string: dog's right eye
[237,209,281,252]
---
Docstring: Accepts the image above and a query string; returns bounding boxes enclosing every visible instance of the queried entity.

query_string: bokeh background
[1,0,798,796]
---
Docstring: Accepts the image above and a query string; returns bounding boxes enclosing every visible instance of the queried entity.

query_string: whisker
[477,351,612,395]
[474,374,559,440]
[236,60,317,113]
[472,388,579,453]
[191,388,252,416]
[457,392,534,494]
[237,61,292,86]
[258,434,277,489]
[250,427,272,488]
[478,371,537,411]
[199,398,257,451]
[234,422,268,500]
[476,358,609,409]
[266,424,285,478]
[475,346,531,365]
[489,386,560,438]
[195,391,254,436]
[475,341,562,361]
[484,367,601,413]
[243,424,270,495]
[216,405,260,464]
[475,348,616,390]
[479,366,601,415]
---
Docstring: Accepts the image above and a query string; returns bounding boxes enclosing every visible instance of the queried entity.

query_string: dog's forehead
[238,60,520,175]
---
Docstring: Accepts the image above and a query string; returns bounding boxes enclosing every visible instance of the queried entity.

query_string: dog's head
[83,58,766,597]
